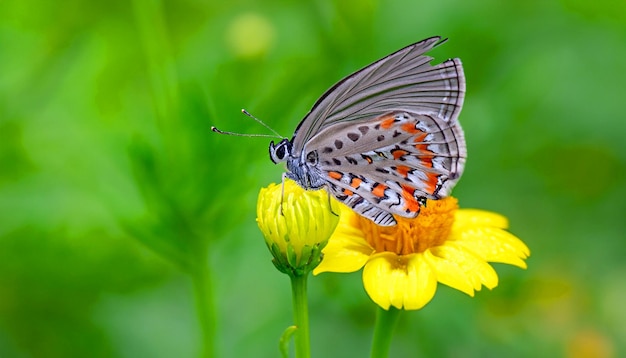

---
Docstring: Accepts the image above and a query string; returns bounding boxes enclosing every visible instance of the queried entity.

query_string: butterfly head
[269,138,293,164]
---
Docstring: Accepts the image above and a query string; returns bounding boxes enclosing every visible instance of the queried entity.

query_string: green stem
[370,306,401,358]
[192,263,216,358]
[290,274,311,358]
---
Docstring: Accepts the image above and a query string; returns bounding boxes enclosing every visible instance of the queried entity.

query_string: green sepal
[269,242,290,275]
[267,237,330,278]
[286,239,298,269]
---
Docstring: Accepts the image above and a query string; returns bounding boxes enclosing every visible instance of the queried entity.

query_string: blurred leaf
[0,227,167,357]
[0,121,34,184]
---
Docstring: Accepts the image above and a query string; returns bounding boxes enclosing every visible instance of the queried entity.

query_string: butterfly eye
[269,139,292,164]
[306,151,318,164]
[276,145,286,159]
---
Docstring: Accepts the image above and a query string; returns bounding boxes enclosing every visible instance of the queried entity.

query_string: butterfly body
[269,36,466,226]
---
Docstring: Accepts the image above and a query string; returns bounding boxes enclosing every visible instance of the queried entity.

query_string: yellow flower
[257,179,340,276]
[313,197,530,310]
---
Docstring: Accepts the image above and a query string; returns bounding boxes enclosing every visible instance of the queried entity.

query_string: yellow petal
[313,216,374,274]
[453,226,530,269]
[425,244,499,295]
[455,209,509,229]
[423,248,475,296]
[362,253,437,310]
[403,254,438,310]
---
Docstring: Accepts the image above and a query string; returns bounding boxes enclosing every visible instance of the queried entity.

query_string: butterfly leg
[280,172,287,217]
[324,186,339,218]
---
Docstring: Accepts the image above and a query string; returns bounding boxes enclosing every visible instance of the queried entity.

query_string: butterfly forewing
[328,59,464,124]
[292,37,465,151]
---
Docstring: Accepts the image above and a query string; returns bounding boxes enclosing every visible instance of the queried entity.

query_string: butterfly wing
[284,36,466,226]
[292,36,465,153]
[315,111,465,226]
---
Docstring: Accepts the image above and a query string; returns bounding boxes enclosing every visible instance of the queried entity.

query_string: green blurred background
[1,0,625,357]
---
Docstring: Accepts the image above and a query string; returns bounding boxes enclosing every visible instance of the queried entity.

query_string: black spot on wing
[361,154,373,164]
[347,132,360,142]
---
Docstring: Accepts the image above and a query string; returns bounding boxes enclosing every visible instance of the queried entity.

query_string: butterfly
[265,37,466,226]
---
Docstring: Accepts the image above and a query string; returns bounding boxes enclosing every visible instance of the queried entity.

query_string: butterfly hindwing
[325,178,398,226]
[313,111,465,202]
[324,171,404,226]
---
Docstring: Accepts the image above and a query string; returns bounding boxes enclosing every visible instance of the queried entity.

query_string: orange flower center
[355,197,458,255]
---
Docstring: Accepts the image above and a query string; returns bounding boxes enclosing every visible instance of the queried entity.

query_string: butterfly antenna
[210,109,285,139]
[241,109,284,138]
[210,126,283,138]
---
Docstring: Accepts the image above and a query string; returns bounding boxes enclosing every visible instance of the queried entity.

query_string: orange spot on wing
[401,184,420,213]
[372,183,387,197]
[380,116,396,129]
[425,173,439,193]
[413,133,433,167]
[414,132,428,141]
[391,149,409,160]
[396,165,411,178]
[401,122,420,134]
[350,177,362,188]
[413,133,429,151]
[343,188,354,196]
[415,143,430,153]
[364,155,373,164]
[328,171,342,180]
[421,156,433,168]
